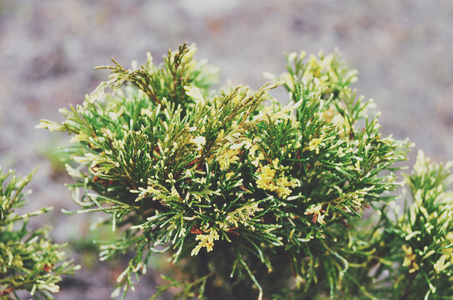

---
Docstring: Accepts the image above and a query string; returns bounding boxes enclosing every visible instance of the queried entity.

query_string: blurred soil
[1,0,453,299]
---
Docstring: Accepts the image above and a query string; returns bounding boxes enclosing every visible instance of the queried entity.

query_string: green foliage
[37,43,452,299]
[369,151,453,300]
[0,168,79,300]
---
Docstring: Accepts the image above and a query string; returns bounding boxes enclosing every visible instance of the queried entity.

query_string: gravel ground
[1,1,453,299]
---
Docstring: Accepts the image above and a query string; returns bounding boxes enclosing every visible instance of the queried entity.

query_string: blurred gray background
[1,0,453,299]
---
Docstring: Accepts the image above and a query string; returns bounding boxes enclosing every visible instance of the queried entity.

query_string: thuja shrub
[0,168,79,299]
[38,43,453,299]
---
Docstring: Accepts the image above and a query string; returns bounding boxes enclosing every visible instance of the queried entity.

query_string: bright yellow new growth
[256,165,276,187]
[307,138,323,154]
[225,202,263,229]
[253,100,301,124]
[36,120,63,132]
[305,203,326,225]
[217,148,241,171]
[434,232,453,274]
[190,135,206,151]
[256,159,300,199]
[402,245,419,273]
[434,254,453,274]
[191,228,220,256]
